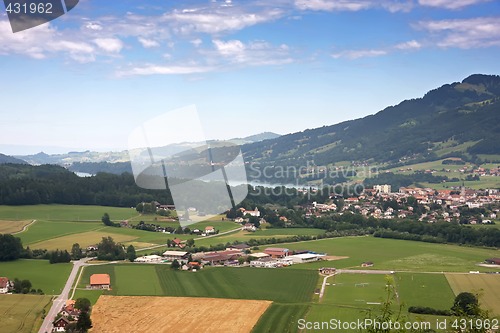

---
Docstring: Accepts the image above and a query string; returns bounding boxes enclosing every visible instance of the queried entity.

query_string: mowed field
[0,294,52,333]
[90,296,272,333]
[446,273,500,316]
[29,230,138,251]
[284,237,500,272]
[395,272,455,309]
[77,264,318,304]
[0,219,33,234]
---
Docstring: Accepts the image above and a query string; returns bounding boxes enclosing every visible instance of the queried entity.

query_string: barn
[90,274,111,290]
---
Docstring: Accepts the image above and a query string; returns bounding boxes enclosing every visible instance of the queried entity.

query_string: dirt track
[90,296,272,333]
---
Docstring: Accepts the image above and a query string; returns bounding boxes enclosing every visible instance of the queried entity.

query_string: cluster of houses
[52,300,81,332]
[332,185,500,223]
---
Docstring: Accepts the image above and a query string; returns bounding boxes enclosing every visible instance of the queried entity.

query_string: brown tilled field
[90,296,272,333]
[0,220,33,234]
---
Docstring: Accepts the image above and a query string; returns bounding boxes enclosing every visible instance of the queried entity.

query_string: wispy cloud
[294,0,414,13]
[138,37,160,48]
[418,0,491,10]
[416,17,500,48]
[332,39,421,59]
[116,64,216,77]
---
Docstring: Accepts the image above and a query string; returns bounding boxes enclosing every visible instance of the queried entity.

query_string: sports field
[446,273,500,316]
[90,296,272,333]
[0,259,71,294]
[0,294,52,333]
[395,272,455,309]
[0,219,33,234]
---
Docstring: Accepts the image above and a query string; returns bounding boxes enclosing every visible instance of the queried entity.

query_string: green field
[17,220,102,245]
[395,273,455,309]
[252,303,309,333]
[0,260,71,294]
[0,294,52,333]
[284,237,499,272]
[76,264,318,304]
[0,204,137,221]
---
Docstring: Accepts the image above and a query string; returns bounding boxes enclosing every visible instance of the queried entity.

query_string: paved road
[38,258,92,333]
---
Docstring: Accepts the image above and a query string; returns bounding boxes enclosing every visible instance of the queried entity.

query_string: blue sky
[0,0,499,154]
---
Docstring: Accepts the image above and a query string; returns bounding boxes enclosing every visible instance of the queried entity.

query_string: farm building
[289,253,322,264]
[361,261,374,267]
[250,257,279,268]
[162,251,189,261]
[264,247,289,258]
[205,226,216,234]
[202,250,242,265]
[250,252,270,259]
[0,277,11,294]
[135,255,163,263]
[485,258,500,265]
[53,317,70,332]
[319,267,336,275]
[90,274,111,290]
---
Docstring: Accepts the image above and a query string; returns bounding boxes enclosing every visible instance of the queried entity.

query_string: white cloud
[138,37,160,48]
[190,38,203,47]
[332,49,387,59]
[418,0,490,9]
[211,39,293,65]
[85,22,103,31]
[163,7,283,34]
[395,40,422,50]
[417,17,500,48]
[94,38,124,53]
[295,0,373,11]
[117,64,216,76]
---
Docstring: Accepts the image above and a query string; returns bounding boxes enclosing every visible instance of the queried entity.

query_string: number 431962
[6,2,53,14]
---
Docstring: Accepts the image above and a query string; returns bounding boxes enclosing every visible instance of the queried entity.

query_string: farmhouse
[205,226,216,234]
[171,238,185,248]
[226,243,250,251]
[242,223,257,231]
[361,261,374,267]
[162,250,189,261]
[243,207,261,217]
[202,250,242,265]
[264,247,289,258]
[90,274,111,290]
[0,277,11,294]
[485,258,500,265]
[135,255,163,263]
[319,267,336,275]
[53,317,70,332]
[250,257,279,268]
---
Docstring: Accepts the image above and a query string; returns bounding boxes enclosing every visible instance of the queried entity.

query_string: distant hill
[242,74,500,170]
[238,132,280,143]
[0,153,27,164]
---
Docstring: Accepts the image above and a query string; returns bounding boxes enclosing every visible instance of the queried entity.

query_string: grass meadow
[0,259,71,294]
[395,272,455,309]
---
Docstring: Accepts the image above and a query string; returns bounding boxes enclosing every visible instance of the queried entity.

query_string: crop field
[29,230,138,251]
[17,220,103,245]
[252,303,309,333]
[0,219,32,234]
[0,204,137,221]
[0,259,71,294]
[77,264,318,304]
[445,273,500,316]
[395,273,455,309]
[0,294,52,333]
[90,295,271,333]
[284,237,500,272]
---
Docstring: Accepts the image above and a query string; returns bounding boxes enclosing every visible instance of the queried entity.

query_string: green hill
[242,74,500,180]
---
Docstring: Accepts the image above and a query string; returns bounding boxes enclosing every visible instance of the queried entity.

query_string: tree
[101,213,117,227]
[136,203,144,213]
[13,279,32,294]
[0,234,24,261]
[76,310,92,332]
[186,239,195,247]
[71,243,83,260]
[126,245,136,262]
[171,259,180,269]
[452,292,479,316]
[74,298,91,312]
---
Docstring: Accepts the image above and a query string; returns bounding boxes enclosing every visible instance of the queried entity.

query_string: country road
[38,258,92,333]
[12,219,36,234]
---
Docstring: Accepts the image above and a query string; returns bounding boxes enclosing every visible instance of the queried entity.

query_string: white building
[289,253,322,264]
[373,184,392,194]
[135,255,163,263]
